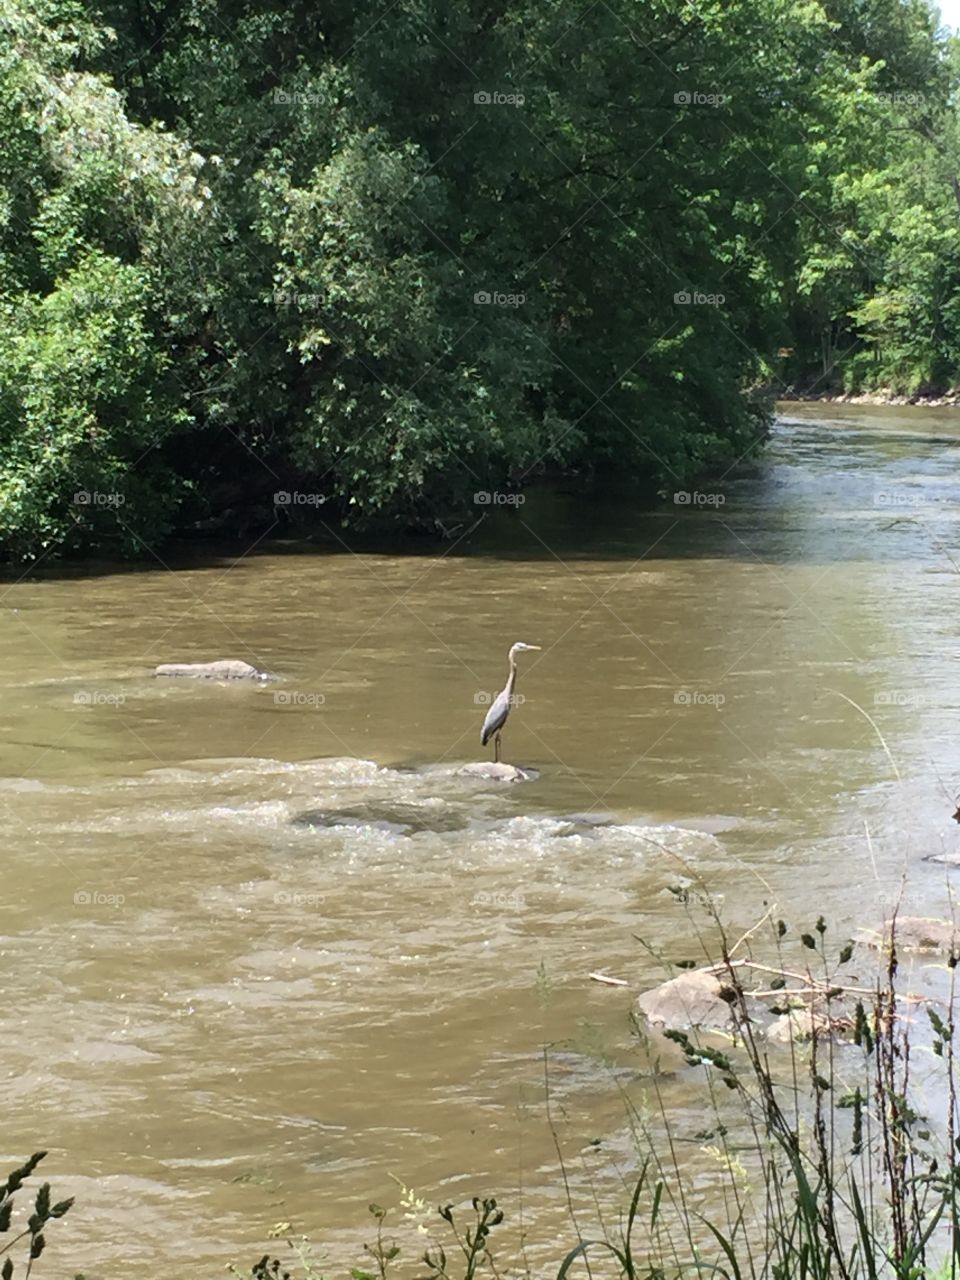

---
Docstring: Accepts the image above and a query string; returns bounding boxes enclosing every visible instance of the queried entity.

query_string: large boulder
[635,969,734,1032]
[154,660,268,681]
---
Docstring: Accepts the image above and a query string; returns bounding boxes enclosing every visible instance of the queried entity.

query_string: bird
[480,642,541,763]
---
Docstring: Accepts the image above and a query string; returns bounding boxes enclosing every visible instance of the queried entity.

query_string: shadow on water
[10,410,960,583]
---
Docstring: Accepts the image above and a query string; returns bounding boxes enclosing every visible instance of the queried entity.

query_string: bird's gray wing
[481,690,511,744]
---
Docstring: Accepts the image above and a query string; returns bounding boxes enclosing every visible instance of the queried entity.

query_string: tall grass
[610,908,960,1280]
[0,1152,72,1279]
[243,910,960,1280]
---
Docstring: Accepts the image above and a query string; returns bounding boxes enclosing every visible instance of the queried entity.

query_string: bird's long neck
[505,656,518,698]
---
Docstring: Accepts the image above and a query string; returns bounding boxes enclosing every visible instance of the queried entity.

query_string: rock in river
[456,762,536,783]
[635,968,734,1032]
[154,660,269,681]
[766,1007,832,1045]
[857,915,960,955]
[293,803,470,835]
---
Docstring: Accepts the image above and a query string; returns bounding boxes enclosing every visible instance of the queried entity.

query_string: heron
[480,642,541,763]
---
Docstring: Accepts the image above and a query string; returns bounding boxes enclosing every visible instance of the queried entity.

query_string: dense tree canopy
[0,0,957,557]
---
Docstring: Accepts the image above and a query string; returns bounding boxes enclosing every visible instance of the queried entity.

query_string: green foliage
[0,1151,73,1278]
[0,249,189,554]
[241,1197,506,1280]
[0,0,958,557]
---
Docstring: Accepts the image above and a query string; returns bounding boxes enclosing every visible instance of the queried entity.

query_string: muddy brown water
[4,403,960,1275]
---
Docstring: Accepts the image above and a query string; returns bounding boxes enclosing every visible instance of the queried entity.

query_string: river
[3,403,960,1276]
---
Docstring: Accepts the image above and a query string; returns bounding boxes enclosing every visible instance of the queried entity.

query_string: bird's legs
[494,732,501,764]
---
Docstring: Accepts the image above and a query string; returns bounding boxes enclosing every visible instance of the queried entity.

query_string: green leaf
[702,1217,743,1280]
[928,1008,949,1039]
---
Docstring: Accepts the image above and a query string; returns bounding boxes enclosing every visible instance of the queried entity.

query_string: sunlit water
[4,404,960,1275]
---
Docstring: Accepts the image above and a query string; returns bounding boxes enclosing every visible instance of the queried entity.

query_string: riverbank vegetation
[0,1152,73,1276]
[3,0,960,558]
[240,907,960,1280]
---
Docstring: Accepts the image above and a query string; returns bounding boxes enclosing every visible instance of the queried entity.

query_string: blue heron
[480,642,541,763]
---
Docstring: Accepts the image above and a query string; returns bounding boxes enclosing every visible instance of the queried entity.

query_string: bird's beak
[527,645,542,651]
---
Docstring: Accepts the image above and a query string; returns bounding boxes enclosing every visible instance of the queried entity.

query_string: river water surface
[4,404,960,1276]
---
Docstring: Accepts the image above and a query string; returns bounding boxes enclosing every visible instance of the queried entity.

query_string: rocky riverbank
[776,387,960,408]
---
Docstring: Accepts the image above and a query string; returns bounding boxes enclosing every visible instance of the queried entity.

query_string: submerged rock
[292,803,469,835]
[859,916,960,955]
[635,969,733,1032]
[556,812,618,837]
[154,660,268,681]
[456,762,536,783]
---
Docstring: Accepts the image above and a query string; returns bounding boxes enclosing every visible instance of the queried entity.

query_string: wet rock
[766,1008,832,1044]
[635,969,733,1032]
[924,852,960,868]
[292,803,469,834]
[556,812,617,837]
[456,762,536,783]
[858,916,960,955]
[154,660,268,681]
